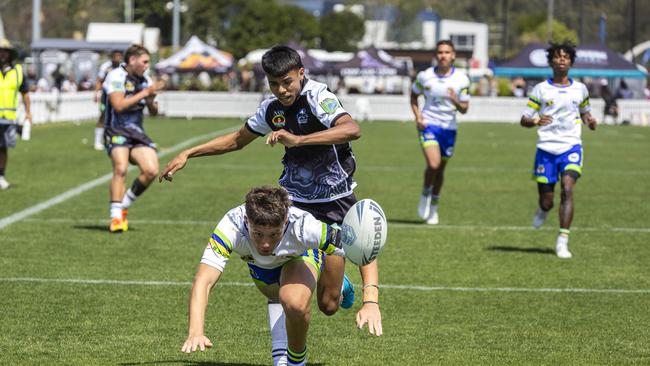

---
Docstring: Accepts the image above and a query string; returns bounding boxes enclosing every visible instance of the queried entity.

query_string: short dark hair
[245,186,291,227]
[124,44,149,65]
[261,45,303,77]
[546,41,577,66]
[436,40,455,52]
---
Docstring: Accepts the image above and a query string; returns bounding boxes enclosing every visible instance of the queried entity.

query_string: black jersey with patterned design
[245,79,356,203]
[102,65,151,131]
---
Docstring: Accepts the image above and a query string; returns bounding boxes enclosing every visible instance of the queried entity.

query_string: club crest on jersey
[319,98,340,114]
[272,110,286,127]
[125,81,135,92]
[296,108,308,125]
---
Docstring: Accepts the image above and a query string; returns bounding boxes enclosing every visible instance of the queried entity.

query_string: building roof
[31,38,131,52]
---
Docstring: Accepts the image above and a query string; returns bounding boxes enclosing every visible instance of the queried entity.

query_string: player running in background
[410,40,470,225]
[181,186,349,366]
[94,49,123,150]
[520,41,597,259]
[104,44,165,232]
[160,45,382,336]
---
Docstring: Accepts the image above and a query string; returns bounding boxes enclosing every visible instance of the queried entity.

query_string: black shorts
[291,193,357,225]
[104,126,156,155]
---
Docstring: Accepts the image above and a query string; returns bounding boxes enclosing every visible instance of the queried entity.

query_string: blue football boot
[340,274,355,309]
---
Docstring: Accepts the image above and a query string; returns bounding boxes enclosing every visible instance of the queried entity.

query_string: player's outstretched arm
[182,264,222,353]
[356,260,383,336]
[160,126,258,182]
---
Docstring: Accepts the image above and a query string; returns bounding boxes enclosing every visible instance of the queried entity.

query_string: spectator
[61,75,78,92]
[615,80,633,99]
[511,77,526,97]
[600,79,618,125]
[26,67,38,92]
[78,74,93,91]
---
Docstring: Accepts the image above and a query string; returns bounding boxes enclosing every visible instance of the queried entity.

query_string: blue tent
[494,43,646,79]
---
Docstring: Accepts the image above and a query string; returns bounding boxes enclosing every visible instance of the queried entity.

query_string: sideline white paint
[1,276,649,294]
[0,125,240,230]
[21,217,650,234]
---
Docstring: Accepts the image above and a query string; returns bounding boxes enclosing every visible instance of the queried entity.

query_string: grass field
[1,117,649,365]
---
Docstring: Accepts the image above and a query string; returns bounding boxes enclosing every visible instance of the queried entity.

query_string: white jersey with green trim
[200,205,342,272]
[522,79,591,154]
[411,67,470,130]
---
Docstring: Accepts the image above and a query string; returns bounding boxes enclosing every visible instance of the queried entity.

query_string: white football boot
[417,193,431,219]
[425,204,439,225]
[0,176,10,190]
[555,235,572,259]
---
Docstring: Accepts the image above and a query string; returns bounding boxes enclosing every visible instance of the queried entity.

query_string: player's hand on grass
[266,129,302,148]
[356,303,383,336]
[181,334,213,353]
[159,153,188,182]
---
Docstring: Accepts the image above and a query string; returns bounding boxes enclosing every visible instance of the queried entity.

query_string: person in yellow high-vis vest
[0,39,31,190]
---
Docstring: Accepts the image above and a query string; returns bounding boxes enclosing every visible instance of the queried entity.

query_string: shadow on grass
[486,245,555,255]
[73,224,137,232]
[119,361,324,366]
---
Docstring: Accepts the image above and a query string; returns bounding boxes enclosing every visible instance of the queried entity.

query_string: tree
[320,10,365,52]
[182,0,319,58]
[518,20,579,48]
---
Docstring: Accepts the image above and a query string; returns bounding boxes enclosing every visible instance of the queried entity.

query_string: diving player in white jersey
[410,40,470,224]
[520,42,597,259]
[160,46,382,338]
[181,186,348,366]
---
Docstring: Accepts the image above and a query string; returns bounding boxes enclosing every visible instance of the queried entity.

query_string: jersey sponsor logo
[296,108,308,125]
[111,81,123,90]
[536,164,545,174]
[568,152,580,163]
[545,100,554,107]
[319,98,340,114]
[272,110,286,128]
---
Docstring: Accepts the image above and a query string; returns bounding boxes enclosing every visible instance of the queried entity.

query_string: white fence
[27,91,650,126]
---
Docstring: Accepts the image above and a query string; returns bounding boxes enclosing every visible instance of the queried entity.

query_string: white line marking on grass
[21,218,650,234]
[2,277,649,294]
[0,125,240,231]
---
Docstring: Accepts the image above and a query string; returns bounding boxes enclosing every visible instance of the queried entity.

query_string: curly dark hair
[546,41,577,66]
[245,186,291,227]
